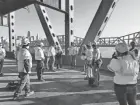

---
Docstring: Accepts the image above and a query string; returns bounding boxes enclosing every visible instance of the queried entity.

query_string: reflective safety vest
[44,47,50,56]
[68,46,78,55]
[17,48,32,73]
[92,48,101,60]
[34,47,45,60]
[85,49,93,61]
[49,46,56,56]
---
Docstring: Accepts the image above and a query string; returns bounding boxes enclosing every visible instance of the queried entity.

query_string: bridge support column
[34,4,61,49]
[65,0,74,55]
[79,0,118,54]
[8,12,16,52]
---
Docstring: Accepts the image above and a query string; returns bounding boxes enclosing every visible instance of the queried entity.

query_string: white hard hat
[115,43,129,53]
[81,55,86,60]
[22,38,30,45]
[92,41,97,46]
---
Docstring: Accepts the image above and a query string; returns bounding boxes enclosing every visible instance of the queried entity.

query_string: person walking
[108,42,139,105]
[34,42,45,81]
[13,38,34,100]
[0,43,6,76]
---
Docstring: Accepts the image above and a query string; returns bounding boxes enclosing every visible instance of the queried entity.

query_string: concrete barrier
[62,55,111,70]
[6,51,111,70]
[5,51,15,59]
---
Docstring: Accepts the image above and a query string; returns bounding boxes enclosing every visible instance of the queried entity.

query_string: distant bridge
[57,31,140,47]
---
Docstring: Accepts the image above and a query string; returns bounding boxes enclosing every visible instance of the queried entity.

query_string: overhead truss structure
[0,0,74,54]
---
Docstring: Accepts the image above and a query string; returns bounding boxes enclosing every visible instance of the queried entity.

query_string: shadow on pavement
[30,78,114,92]
[0,60,120,105]
[13,91,116,105]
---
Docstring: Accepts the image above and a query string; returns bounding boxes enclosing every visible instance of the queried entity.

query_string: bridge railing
[28,31,140,48]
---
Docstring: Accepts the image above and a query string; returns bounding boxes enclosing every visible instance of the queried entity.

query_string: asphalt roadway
[0,59,140,105]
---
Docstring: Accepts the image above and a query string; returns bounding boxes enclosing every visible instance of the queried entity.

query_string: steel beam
[65,0,74,55]
[0,16,3,26]
[79,0,118,53]
[35,0,67,14]
[0,0,34,15]
[34,4,62,49]
[8,12,16,52]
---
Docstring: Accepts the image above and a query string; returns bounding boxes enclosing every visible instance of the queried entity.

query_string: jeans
[92,63,100,85]
[0,59,4,74]
[55,56,62,69]
[49,56,55,71]
[44,56,50,70]
[114,83,137,105]
[15,72,30,95]
[71,55,76,68]
[36,60,44,80]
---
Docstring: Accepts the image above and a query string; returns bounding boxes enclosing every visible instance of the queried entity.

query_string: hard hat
[130,41,135,45]
[81,55,86,60]
[115,43,129,53]
[92,41,97,46]
[22,38,30,45]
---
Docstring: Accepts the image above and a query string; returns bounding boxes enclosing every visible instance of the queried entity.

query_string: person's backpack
[6,80,19,91]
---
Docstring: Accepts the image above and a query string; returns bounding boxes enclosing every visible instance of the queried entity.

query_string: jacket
[17,48,32,73]
[34,47,45,60]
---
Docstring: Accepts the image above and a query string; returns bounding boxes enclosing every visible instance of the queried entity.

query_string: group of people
[13,38,63,100]
[80,40,140,105]
[80,41,102,86]
[34,42,63,81]
[1,36,139,104]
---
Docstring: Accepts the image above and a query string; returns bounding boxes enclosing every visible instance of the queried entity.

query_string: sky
[1,0,140,40]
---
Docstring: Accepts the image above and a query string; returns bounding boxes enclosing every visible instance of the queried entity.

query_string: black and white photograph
[0,0,140,105]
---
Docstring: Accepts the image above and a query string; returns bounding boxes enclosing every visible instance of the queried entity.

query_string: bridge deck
[0,59,140,105]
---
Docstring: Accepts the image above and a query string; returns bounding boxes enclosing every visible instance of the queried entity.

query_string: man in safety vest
[92,42,102,87]
[34,42,45,81]
[48,44,56,72]
[0,43,6,76]
[13,38,34,100]
[68,42,78,69]
[55,46,63,69]
[44,46,50,70]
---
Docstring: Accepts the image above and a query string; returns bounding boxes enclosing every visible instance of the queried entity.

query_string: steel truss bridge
[57,31,140,47]
[0,0,140,54]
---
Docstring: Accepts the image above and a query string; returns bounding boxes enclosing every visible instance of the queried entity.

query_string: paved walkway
[0,59,140,105]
